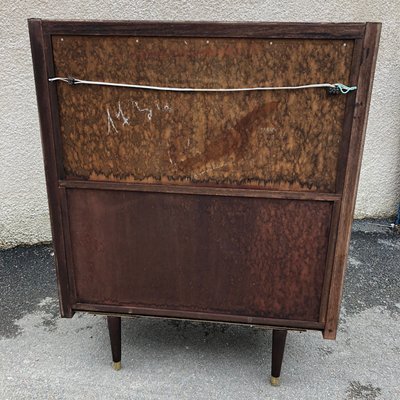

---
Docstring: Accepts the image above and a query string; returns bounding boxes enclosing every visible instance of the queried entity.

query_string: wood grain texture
[29,20,380,342]
[42,20,365,39]
[73,303,324,330]
[66,189,332,322]
[52,36,354,192]
[60,179,341,201]
[271,330,288,379]
[28,19,73,317]
[323,23,381,339]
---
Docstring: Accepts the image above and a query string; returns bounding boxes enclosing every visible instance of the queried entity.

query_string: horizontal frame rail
[59,180,341,201]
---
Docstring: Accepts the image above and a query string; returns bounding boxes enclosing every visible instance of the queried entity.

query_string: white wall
[0,1,399,248]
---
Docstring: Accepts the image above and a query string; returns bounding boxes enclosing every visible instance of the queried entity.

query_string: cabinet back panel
[67,189,332,322]
[52,36,354,192]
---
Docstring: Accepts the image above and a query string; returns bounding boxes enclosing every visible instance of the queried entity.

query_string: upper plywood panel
[52,36,353,192]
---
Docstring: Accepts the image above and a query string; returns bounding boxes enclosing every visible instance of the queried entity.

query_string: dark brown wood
[107,316,121,363]
[324,22,381,339]
[317,38,365,322]
[66,188,332,322]
[59,179,341,202]
[334,38,364,194]
[59,187,77,304]
[318,200,342,323]
[29,20,381,379]
[98,312,307,332]
[52,35,353,192]
[75,303,324,330]
[28,19,73,317]
[41,20,365,39]
[43,32,65,181]
[271,329,288,384]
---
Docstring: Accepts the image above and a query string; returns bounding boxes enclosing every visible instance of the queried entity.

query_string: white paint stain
[106,107,118,134]
[105,99,173,133]
[132,101,153,121]
[116,101,129,125]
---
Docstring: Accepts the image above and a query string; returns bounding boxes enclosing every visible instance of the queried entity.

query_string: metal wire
[48,77,357,94]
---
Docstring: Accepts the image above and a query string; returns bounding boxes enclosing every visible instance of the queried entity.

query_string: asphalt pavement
[0,219,399,399]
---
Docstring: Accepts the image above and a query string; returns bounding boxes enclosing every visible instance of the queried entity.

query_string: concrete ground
[0,220,399,400]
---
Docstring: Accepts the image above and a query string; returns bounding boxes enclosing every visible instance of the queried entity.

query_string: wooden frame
[29,19,380,381]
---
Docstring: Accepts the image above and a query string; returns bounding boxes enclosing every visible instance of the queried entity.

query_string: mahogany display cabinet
[29,19,380,385]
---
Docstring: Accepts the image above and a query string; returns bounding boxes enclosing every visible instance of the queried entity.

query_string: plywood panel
[52,36,353,192]
[67,189,332,322]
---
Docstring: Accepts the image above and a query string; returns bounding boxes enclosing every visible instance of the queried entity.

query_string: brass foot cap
[112,361,121,371]
[270,376,280,386]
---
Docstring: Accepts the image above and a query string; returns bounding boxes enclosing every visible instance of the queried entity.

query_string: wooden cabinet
[29,19,380,385]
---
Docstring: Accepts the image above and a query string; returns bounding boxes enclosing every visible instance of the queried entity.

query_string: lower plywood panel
[66,189,332,322]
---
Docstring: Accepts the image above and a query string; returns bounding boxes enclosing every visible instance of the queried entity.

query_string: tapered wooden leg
[107,316,121,370]
[270,329,287,386]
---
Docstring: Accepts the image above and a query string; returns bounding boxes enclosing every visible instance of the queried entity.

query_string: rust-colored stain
[53,36,353,192]
[67,189,332,321]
